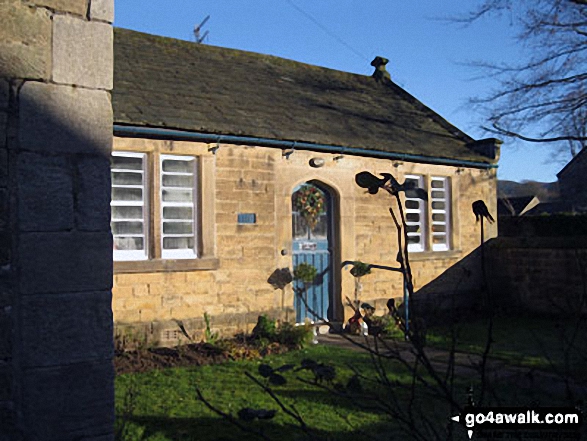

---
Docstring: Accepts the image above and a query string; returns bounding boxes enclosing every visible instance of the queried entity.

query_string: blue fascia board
[113,124,498,170]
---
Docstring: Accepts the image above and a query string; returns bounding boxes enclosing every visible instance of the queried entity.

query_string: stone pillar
[0,1,115,439]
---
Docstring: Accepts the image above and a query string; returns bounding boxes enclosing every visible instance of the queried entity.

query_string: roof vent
[371,56,391,83]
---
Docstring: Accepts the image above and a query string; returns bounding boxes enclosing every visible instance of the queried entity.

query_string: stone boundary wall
[499,215,587,237]
[488,237,587,315]
[0,1,114,439]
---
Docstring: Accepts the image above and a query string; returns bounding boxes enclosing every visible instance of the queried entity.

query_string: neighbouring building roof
[497,195,540,216]
[557,146,587,179]
[524,200,587,215]
[113,28,498,165]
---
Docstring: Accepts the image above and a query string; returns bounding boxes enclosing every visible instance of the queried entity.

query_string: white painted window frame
[160,154,199,260]
[111,151,149,261]
[405,174,427,252]
[430,176,451,252]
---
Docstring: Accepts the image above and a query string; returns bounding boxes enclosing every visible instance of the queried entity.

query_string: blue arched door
[292,182,333,323]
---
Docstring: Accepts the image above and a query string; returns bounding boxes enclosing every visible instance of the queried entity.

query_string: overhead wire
[283,0,369,62]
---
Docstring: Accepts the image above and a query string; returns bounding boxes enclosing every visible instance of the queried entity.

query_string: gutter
[113,124,498,169]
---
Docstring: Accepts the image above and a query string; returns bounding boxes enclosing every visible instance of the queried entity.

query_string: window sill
[114,257,220,274]
[407,250,462,261]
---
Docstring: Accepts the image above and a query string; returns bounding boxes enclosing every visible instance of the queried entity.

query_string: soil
[114,339,290,375]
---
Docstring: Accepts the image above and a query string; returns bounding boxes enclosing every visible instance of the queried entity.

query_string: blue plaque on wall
[237,213,257,224]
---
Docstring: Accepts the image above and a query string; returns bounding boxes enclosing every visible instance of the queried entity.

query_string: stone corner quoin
[30,0,88,17]
[18,80,112,156]
[52,13,113,90]
[90,0,115,23]
[0,0,116,438]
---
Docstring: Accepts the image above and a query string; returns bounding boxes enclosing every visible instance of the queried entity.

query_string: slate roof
[113,28,496,164]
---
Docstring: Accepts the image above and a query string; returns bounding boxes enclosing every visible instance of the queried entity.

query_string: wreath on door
[293,185,325,229]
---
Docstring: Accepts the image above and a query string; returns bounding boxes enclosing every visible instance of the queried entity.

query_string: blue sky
[114,1,568,183]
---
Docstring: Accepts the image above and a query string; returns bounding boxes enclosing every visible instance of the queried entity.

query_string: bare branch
[483,123,587,143]
[458,0,587,152]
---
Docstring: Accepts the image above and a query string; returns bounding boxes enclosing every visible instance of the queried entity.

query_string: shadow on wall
[487,237,587,316]
[413,236,587,321]
[0,72,115,438]
[411,246,484,323]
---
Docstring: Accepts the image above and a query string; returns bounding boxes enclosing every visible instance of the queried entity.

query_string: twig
[244,372,312,436]
[195,388,272,441]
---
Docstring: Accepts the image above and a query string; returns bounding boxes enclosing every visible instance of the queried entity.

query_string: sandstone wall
[112,137,497,344]
[488,237,587,315]
[0,1,114,439]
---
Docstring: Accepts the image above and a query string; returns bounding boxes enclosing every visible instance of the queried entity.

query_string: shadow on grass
[119,415,402,441]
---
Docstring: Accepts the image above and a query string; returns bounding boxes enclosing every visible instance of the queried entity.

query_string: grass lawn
[115,344,463,441]
[116,317,585,440]
[426,315,587,381]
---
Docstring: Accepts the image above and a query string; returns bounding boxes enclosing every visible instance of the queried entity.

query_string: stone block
[112,285,133,298]
[32,0,88,16]
[0,80,8,110]
[19,81,112,155]
[21,361,114,440]
[112,309,140,323]
[0,2,51,80]
[0,403,18,440]
[17,152,74,231]
[52,15,113,89]
[0,363,11,402]
[89,0,114,23]
[138,308,160,322]
[124,297,158,311]
[19,290,113,367]
[19,231,112,295]
[0,273,13,307]
[0,306,10,360]
[162,295,182,308]
[76,156,111,231]
[132,285,149,297]
[0,112,6,149]
[0,231,10,266]
[0,188,6,230]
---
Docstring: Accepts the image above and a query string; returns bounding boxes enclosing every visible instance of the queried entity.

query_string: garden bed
[114,339,296,375]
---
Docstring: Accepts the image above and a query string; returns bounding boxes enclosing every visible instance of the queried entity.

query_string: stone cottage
[111,28,500,344]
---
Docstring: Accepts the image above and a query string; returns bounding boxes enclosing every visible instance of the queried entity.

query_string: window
[404,174,452,253]
[111,152,148,261]
[160,155,198,259]
[430,177,450,251]
[111,152,199,261]
[404,175,426,252]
